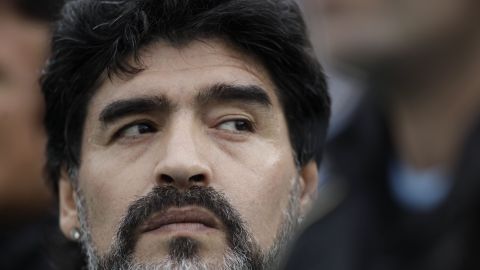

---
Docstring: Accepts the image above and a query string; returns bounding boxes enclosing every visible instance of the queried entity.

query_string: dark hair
[42,0,330,191]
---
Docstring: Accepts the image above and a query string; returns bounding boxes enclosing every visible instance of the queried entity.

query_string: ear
[298,160,319,216]
[58,168,81,240]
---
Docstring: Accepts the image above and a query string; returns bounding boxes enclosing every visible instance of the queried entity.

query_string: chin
[130,236,237,270]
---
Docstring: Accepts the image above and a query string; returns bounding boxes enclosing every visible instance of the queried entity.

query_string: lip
[140,207,221,234]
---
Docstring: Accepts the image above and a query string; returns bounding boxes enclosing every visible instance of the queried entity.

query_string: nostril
[160,174,175,184]
[189,174,204,183]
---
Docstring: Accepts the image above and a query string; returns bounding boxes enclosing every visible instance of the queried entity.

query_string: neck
[371,34,480,171]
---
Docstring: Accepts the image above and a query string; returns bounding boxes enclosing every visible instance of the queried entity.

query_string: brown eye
[217,119,254,133]
[116,122,156,139]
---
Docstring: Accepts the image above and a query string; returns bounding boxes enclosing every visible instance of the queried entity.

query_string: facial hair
[75,182,302,270]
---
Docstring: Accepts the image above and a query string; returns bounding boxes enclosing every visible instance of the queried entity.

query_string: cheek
[78,148,154,254]
[212,138,297,250]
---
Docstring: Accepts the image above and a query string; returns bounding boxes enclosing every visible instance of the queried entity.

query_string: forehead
[89,39,280,111]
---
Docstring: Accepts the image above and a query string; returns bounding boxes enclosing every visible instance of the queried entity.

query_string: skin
[0,7,51,220]
[304,0,480,170]
[58,39,318,264]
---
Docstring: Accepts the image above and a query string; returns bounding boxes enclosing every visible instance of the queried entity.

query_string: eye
[217,119,254,133]
[114,122,157,140]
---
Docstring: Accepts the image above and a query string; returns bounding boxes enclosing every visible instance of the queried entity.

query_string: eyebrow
[98,84,272,125]
[196,83,272,108]
[99,96,171,126]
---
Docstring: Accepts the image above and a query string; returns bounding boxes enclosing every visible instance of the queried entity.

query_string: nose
[153,118,212,189]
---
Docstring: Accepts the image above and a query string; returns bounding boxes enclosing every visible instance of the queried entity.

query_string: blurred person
[41,0,330,269]
[286,0,480,269]
[0,0,63,269]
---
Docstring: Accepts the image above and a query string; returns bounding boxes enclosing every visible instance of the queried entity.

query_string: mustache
[103,185,256,266]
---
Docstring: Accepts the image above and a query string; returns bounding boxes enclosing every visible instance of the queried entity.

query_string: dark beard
[169,237,199,262]
[94,186,264,270]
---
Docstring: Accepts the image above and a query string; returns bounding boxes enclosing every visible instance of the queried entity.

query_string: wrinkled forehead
[88,39,282,114]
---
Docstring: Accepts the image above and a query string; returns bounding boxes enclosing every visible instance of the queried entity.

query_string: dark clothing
[0,215,56,270]
[0,213,84,270]
[285,99,480,270]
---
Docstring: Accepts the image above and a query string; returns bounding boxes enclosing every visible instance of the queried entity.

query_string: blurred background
[0,0,63,269]
[288,0,480,269]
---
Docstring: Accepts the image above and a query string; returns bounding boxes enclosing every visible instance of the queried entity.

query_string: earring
[70,228,81,241]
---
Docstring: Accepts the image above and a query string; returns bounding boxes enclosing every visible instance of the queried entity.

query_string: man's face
[304,0,480,66]
[58,39,317,269]
[0,8,49,213]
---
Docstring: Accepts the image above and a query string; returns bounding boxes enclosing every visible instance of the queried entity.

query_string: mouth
[141,207,221,234]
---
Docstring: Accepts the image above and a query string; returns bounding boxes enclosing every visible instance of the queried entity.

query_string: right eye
[114,122,157,140]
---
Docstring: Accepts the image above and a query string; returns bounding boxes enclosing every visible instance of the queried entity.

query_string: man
[0,1,63,269]
[41,0,330,269]
[286,0,480,269]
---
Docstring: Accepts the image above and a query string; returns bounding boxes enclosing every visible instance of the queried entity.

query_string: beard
[74,181,302,270]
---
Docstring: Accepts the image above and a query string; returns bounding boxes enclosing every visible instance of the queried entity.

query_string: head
[0,0,63,216]
[304,0,480,70]
[42,0,330,269]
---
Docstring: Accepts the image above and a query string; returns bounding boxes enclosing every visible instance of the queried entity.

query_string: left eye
[115,123,156,139]
[217,119,254,133]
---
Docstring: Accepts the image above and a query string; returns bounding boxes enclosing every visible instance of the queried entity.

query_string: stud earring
[70,228,81,241]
